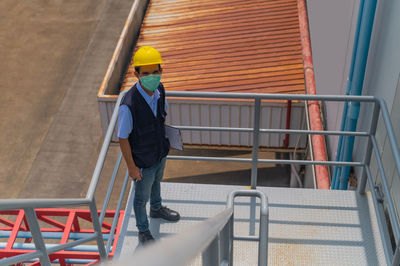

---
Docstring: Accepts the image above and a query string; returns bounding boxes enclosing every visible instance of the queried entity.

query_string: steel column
[251,98,261,189]
[24,207,51,266]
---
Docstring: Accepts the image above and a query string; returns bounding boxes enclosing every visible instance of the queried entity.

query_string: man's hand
[129,165,143,181]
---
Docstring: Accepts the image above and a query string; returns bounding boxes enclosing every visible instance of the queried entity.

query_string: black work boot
[138,230,155,246]
[150,206,180,222]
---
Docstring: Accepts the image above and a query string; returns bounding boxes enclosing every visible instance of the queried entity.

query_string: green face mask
[140,74,161,92]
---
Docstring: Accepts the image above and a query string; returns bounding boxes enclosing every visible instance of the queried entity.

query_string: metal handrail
[109,189,269,266]
[0,91,129,266]
[1,91,400,265]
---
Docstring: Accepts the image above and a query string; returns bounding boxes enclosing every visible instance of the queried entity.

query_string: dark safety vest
[120,83,170,169]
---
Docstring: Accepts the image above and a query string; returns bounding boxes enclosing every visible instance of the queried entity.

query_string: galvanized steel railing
[110,189,269,266]
[0,90,129,266]
[1,91,400,265]
[164,91,400,265]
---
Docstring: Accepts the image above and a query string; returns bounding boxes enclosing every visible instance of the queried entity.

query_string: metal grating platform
[116,182,386,265]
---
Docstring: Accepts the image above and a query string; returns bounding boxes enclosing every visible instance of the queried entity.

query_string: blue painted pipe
[335,0,378,190]
[0,242,112,252]
[332,0,365,189]
[24,259,95,265]
[0,231,109,240]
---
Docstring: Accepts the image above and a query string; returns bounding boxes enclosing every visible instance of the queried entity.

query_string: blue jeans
[134,157,166,232]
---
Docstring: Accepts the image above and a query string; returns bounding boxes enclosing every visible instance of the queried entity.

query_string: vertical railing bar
[365,166,393,264]
[378,99,400,187]
[99,151,123,224]
[251,98,261,189]
[89,200,107,260]
[249,197,256,236]
[105,170,130,256]
[258,196,269,266]
[371,136,400,240]
[219,219,230,264]
[202,235,220,265]
[229,215,234,265]
[358,102,380,194]
[24,207,51,266]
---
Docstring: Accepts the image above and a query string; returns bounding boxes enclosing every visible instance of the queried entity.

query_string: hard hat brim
[133,60,164,67]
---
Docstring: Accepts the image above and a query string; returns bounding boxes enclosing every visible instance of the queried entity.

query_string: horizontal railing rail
[110,189,269,266]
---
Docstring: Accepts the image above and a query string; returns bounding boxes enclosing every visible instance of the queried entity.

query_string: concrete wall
[306,0,360,161]
[354,0,400,220]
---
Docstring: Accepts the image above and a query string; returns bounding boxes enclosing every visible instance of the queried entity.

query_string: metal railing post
[358,102,380,194]
[259,198,269,266]
[227,190,269,266]
[219,222,230,265]
[24,207,51,266]
[251,98,261,189]
[371,137,400,240]
[229,215,234,264]
[89,199,107,260]
[105,170,130,255]
[99,151,123,224]
[392,242,400,266]
[202,235,220,265]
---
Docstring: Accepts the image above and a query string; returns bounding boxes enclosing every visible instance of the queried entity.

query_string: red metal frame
[0,208,124,265]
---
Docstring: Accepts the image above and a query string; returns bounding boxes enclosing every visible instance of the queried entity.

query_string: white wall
[306,0,360,160]
[354,0,400,219]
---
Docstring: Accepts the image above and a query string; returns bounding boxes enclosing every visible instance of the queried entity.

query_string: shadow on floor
[165,165,290,187]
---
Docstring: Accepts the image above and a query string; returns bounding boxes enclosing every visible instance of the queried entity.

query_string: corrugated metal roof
[121,0,305,94]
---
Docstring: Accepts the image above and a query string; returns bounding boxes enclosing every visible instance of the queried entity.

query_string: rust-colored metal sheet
[121,0,305,94]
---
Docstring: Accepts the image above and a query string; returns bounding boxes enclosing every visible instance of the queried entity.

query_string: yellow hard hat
[133,46,164,67]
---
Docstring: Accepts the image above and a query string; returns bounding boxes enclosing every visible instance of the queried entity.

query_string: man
[118,46,180,246]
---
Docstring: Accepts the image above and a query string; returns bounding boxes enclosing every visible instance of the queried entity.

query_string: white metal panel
[200,104,210,145]
[270,106,283,147]
[230,105,240,146]
[166,100,306,148]
[99,98,307,148]
[180,104,191,143]
[221,105,230,146]
[210,105,220,145]
[190,104,201,144]
[260,105,271,147]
